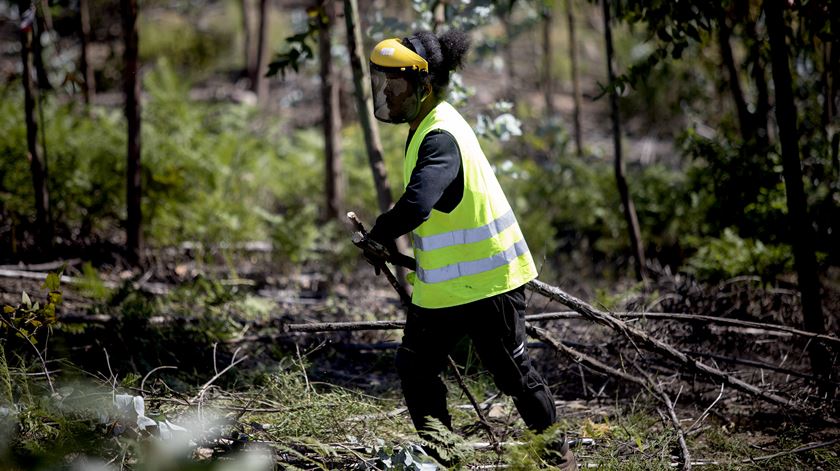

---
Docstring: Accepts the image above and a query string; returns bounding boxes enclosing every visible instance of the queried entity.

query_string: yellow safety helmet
[370,38,429,72]
[369,37,431,123]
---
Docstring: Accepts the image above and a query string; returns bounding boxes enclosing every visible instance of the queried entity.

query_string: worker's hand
[363,249,384,276]
[368,227,398,256]
[364,226,398,276]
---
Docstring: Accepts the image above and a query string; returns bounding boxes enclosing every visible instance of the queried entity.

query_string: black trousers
[395,285,557,436]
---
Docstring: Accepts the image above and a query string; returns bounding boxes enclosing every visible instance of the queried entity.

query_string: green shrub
[0,59,388,271]
[684,228,793,281]
[491,137,693,278]
[139,6,239,80]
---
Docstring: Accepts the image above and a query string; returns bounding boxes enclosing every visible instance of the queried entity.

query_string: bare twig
[212,342,219,376]
[192,347,248,408]
[527,325,641,386]
[633,364,691,471]
[687,384,724,435]
[448,356,500,452]
[739,438,840,464]
[688,352,836,385]
[103,348,116,392]
[283,320,407,332]
[140,365,177,395]
[295,343,312,398]
[347,406,408,422]
[233,385,270,423]
[0,258,81,272]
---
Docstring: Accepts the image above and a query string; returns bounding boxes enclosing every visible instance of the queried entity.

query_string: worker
[364,30,576,469]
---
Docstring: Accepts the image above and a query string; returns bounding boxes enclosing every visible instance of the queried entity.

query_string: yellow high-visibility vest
[405,101,538,309]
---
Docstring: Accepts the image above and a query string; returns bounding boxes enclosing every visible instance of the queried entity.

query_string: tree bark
[831,39,839,127]
[602,0,645,281]
[242,0,256,81]
[343,0,392,214]
[319,0,343,220]
[541,2,555,118]
[501,2,516,100]
[823,41,834,128]
[433,0,446,33]
[718,14,755,143]
[566,0,582,156]
[764,0,830,385]
[751,49,770,147]
[252,0,269,102]
[32,4,51,91]
[743,11,770,147]
[122,0,142,265]
[19,3,50,250]
[79,0,95,105]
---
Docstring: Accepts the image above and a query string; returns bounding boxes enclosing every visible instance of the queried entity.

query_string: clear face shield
[370,65,429,124]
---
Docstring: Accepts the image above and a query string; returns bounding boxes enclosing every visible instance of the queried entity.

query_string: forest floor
[0,247,838,470]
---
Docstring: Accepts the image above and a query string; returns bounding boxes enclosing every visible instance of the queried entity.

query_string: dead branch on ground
[525,280,826,417]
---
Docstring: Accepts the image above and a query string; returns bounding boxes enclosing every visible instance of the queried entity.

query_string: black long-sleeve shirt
[369,129,464,244]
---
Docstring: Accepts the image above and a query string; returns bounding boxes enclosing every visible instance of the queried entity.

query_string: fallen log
[527,311,840,346]
[0,268,170,295]
[0,258,82,271]
[53,309,840,348]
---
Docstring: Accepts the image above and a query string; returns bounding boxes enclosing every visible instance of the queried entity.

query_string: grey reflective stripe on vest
[413,210,517,251]
[512,342,526,358]
[416,238,530,284]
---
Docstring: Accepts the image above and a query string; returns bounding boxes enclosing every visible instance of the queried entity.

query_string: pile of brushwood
[0,245,838,470]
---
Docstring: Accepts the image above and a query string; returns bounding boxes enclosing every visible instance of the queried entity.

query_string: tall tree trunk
[252,0,269,102]
[566,0,582,156]
[242,0,256,80]
[32,2,52,91]
[602,0,645,281]
[764,0,830,384]
[319,0,343,220]
[37,0,52,29]
[19,3,51,251]
[831,39,839,126]
[122,0,142,265]
[751,51,770,147]
[541,2,554,118]
[79,0,95,105]
[823,42,834,128]
[718,14,755,143]
[343,0,392,214]
[433,0,446,33]
[744,13,770,147]
[501,5,516,100]
[344,0,410,282]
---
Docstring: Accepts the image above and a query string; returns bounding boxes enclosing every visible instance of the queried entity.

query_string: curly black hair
[403,30,471,99]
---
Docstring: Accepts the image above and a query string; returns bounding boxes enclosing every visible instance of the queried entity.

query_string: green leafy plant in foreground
[1,272,61,345]
[1,272,63,396]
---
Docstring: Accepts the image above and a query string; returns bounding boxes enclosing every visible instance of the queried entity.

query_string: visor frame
[370,38,429,72]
